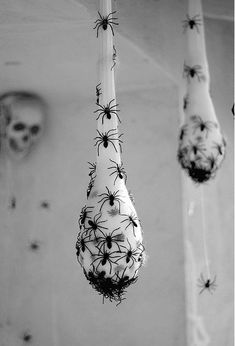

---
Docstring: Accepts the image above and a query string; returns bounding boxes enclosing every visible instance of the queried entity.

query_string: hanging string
[199,185,211,279]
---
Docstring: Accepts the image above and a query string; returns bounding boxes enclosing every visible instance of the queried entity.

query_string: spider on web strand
[94,129,123,156]
[197,273,217,294]
[183,63,205,82]
[93,11,119,38]
[90,247,121,275]
[182,14,202,33]
[94,98,121,124]
[117,239,145,269]
[190,115,217,138]
[78,205,94,230]
[108,159,127,185]
[120,212,139,237]
[84,212,108,239]
[96,227,125,252]
[95,83,102,105]
[97,186,124,213]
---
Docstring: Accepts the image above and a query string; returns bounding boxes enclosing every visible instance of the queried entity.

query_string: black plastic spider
[183,63,204,82]
[111,45,117,71]
[94,128,123,156]
[114,267,138,305]
[212,141,224,157]
[95,83,102,104]
[9,196,16,209]
[108,159,127,185]
[177,145,189,169]
[98,186,123,212]
[90,247,120,274]
[179,124,188,141]
[94,98,121,124]
[40,200,50,209]
[117,239,143,269]
[84,212,108,239]
[197,273,217,294]
[29,240,40,251]
[120,212,139,237]
[182,14,202,33]
[93,11,119,38]
[78,205,94,229]
[76,232,94,257]
[96,227,125,252]
[87,176,95,198]
[206,154,218,171]
[21,331,33,343]
[187,139,206,157]
[88,161,96,177]
[183,94,189,110]
[191,115,216,137]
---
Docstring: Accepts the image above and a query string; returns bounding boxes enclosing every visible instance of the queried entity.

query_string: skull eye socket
[13,123,26,131]
[30,125,40,135]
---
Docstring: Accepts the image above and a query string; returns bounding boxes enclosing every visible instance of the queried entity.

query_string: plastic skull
[1,92,46,160]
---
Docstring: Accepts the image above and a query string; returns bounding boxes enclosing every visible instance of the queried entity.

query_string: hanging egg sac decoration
[177,0,226,184]
[76,0,146,305]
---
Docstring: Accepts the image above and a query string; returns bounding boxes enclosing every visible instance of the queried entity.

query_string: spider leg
[132,225,136,237]
[98,199,109,212]
[199,286,206,294]
[96,24,101,38]
[106,11,117,19]
[95,140,102,156]
[107,23,115,36]
[113,174,118,185]
[129,257,136,269]
[109,139,118,152]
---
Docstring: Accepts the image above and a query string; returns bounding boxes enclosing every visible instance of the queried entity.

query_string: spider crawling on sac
[98,186,124,212]
[108,159,127,185]
[197,273,217,294]
[191,115,217,138]
[78,205,94,229]
[94,98,121,124]
[90,247,121,275]
[120,212,139,237]
[94,128,123,156]
[96,227,125,252]
[93,11,119,38]
[183,63,205,82]
[117,239,145,269]
[95,83,102,105]
[84,212,108,239]
[182,14,202,33]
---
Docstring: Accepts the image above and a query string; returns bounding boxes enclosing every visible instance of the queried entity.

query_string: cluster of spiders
[83,267,138,305]
[177,141,219,183]
[177,115,226,183]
